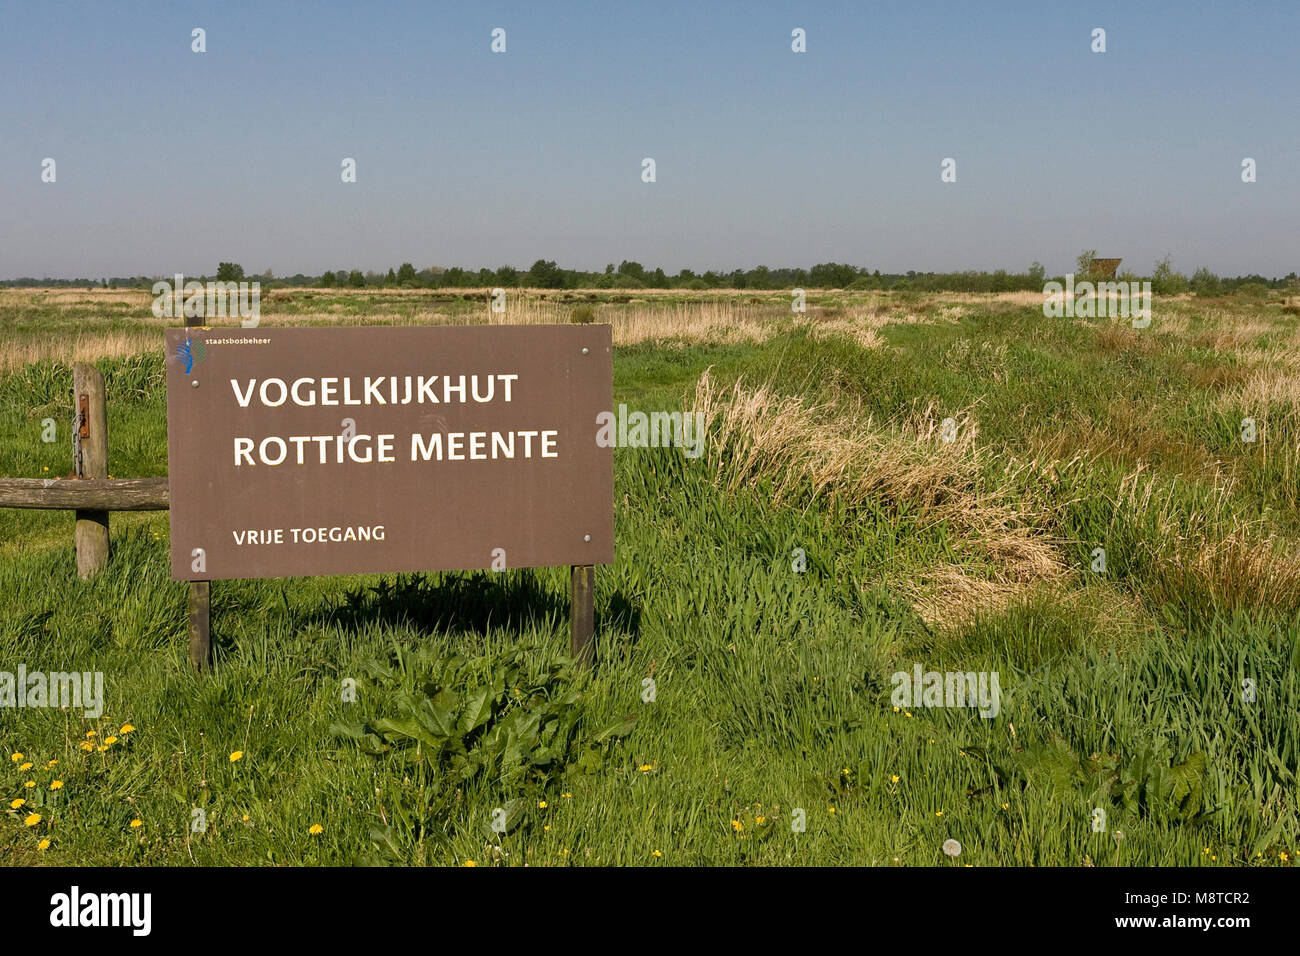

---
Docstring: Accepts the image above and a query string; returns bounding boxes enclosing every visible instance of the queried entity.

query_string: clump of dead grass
[687,369,1069,619]
[1221,369,1300,425]
[904,566,1049,629]
[1107,467,1300,619]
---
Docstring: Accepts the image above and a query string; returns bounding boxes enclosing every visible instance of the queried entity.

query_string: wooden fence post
[183,315,213,671]
[570,564,595,667]
[72,365,109,579]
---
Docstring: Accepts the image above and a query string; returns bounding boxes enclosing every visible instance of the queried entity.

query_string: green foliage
[962,741,1210,825]
[1151,256,1189,294]
[1191,267,1221,296]
[332,642,635,857]
[215,262,244,282]
[334,642,633,791]
[526,259,565,288]
[808,262,860,287]
[8,262,1296,294]
[570,304,596,324]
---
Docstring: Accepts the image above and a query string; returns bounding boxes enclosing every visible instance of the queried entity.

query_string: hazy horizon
[3,0,1297,280]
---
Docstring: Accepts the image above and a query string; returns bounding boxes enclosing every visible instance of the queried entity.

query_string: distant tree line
[5,258,1298,293]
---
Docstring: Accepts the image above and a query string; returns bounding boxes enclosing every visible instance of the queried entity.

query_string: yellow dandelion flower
[652,850,662,858]
[891,775,900,784]
[538,801,547,808]
[95,744,108,752]
[50,780,63,790]
[10,798,25,809]
[78,741,93,752]
[242,814,250,822]
[731,819,743,831]
[1001,803,1009,810]
[463,860,477,867]
[755,816,766,825]
[37,838,51,851]
[24,781,35,789]
[561,792,572,799]
[936,811,943,817]
[120,724,134,734]
[229,751,244,762]
[42,466,49,472]
[85,731,96,738]
[892,706,900,712]
[129,819,142,828]
[46,760,57,768]
[104,736,118,745]
[828,806,836,814]
[904,712,913,718]
[543,825,550,831]
[19,762,33,771]
[309,823,323,835]
[1281,852,1291,862]
[9,753,22,762]
[24,813,41,827]
[638,764,653,772]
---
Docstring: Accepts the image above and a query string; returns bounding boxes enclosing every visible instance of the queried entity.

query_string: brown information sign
[165,325,613,581]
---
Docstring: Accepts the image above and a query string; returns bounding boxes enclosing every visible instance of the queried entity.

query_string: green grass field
[1,287,1297,866]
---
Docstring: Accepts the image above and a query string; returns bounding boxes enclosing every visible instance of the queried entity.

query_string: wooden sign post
[571,564,594,667]
[183,314,212,670]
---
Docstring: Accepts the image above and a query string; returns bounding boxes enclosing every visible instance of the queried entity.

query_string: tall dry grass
[686,368,1069,623]
[494,298,790,346]
[1107,467,1300,618]
[0,331,162,371]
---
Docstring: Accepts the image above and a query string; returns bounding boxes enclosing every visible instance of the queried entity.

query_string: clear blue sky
[2,0,1297,278]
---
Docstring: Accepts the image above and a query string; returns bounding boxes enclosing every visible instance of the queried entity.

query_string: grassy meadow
[1,285,1298,866]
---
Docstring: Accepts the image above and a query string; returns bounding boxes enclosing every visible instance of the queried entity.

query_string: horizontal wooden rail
[0,477,169,511]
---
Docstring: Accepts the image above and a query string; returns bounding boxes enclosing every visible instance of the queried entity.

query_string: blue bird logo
[176,336,206,374]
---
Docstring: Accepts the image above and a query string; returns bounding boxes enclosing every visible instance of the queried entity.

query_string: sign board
[165,325,613,581]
